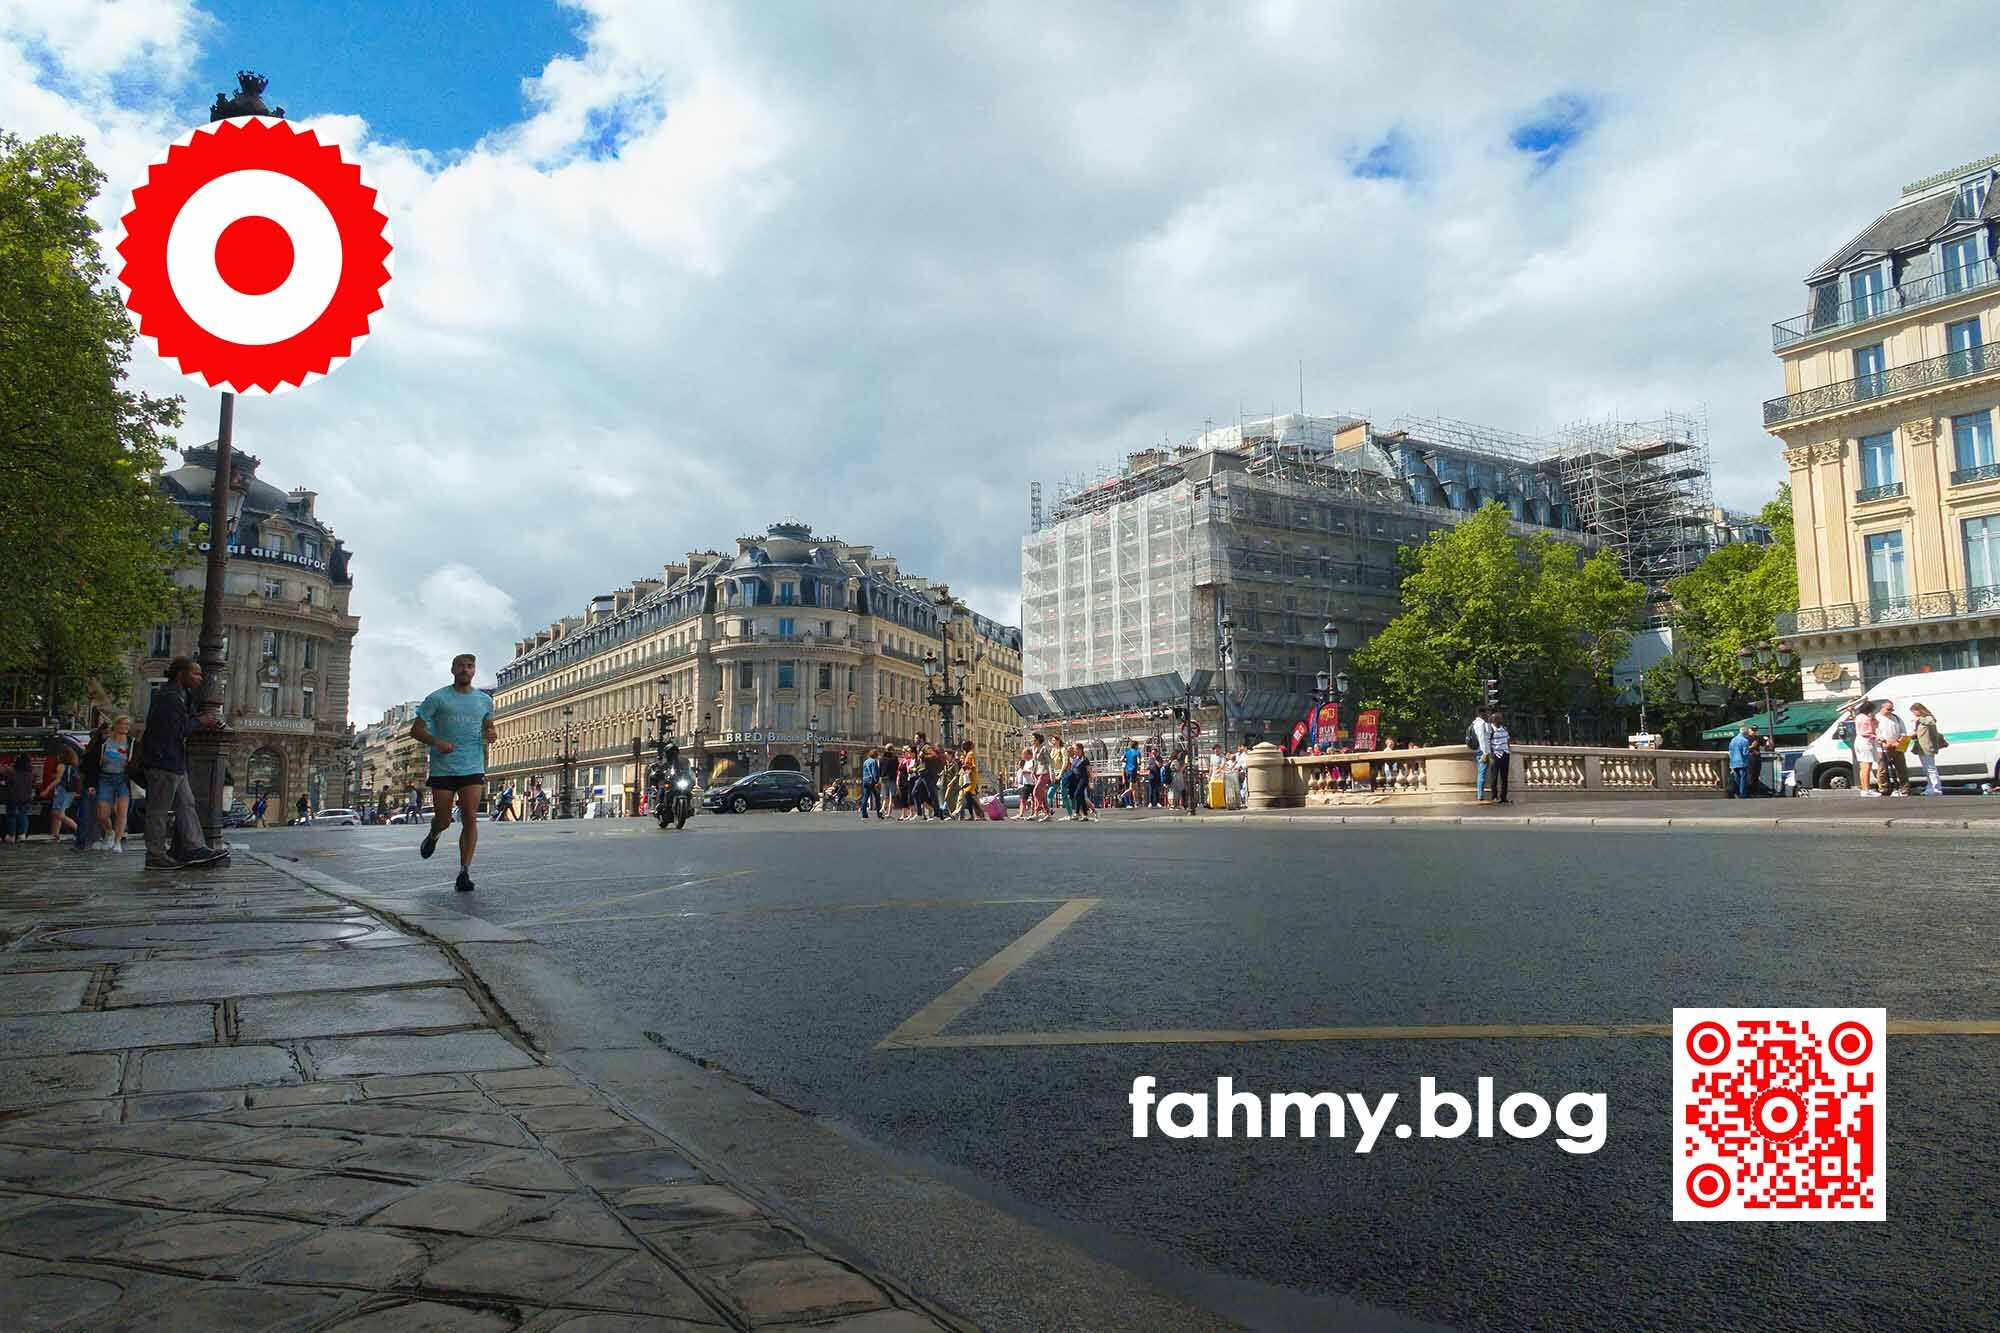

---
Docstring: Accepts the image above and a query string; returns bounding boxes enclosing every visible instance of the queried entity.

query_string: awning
[1701,697,1850,741]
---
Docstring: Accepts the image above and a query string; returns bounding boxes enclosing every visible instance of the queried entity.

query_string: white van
[1793,665,2000,790]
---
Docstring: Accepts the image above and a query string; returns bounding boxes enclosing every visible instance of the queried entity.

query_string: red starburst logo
[113,117,393,395]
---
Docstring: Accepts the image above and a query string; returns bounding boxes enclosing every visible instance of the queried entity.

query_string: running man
[410,653,497,892]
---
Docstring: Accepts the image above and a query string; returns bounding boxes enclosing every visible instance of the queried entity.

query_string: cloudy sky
[5,0,1994,720]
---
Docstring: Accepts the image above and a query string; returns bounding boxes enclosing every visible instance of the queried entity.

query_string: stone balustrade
[1245,742,1728,809]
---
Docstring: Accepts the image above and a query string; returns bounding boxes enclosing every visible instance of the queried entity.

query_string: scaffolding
[1548,411,1714,620]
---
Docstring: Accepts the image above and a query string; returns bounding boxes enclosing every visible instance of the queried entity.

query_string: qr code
[1672,1007,1885,1221]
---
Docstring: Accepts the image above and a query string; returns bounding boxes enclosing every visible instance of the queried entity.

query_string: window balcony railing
[1853,482,1905,503]
[1772,259,2000,350]
[1764,342,1999,426]
[1777,585,2000,636]
[1950,462,2000,486]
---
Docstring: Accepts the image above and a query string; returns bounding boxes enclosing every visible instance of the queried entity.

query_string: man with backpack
[1468,706,1495,803]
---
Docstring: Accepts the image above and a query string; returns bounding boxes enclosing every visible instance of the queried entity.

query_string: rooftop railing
[1772,260,1999,350]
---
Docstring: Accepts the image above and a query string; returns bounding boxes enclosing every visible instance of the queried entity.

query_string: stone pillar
[1423,749,1479,800]
[1244,742,1302,808]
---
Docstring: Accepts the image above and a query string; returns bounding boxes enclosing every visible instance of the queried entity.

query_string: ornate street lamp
[560,704,576,819]
[1735,641,1797,793]
[1322,620,1339,699]
[807,713,820,782]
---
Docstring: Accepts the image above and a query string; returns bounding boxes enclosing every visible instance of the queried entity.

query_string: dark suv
[701,770,817,814]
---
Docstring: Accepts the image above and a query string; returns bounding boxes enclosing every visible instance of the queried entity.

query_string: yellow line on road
[875,898,1100,1049]
[503,869,752,928]
[892,1018,2000,1050]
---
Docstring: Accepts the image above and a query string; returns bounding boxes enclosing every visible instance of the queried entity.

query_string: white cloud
[9,0,1994,719]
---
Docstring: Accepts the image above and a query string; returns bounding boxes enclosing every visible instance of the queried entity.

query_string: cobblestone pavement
[0,846,958,1332]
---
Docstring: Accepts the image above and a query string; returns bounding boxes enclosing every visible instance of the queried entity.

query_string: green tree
[0,132,190,714]
[1350,503,1645,742]
[1662,485,1799,704]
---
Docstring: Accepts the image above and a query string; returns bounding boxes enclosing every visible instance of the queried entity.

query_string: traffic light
[1483,678,1502,708]
[1772,699,1790,731]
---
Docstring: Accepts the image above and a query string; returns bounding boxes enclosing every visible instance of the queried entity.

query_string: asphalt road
[250,811,2000,1332]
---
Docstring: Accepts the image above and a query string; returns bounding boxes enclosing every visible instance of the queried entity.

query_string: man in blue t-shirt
[1121,741,1141,809]
[410,653,497,892]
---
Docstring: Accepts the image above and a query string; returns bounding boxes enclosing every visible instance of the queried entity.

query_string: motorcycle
[652,766,693,831]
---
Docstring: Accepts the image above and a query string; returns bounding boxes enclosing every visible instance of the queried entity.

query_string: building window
[818,664,832,690]
[1847,267,1886,321]
[1955,178,1990,221]
[302,639,316,669]
[777,582,796,605]
[1859,433,1897,490]
[260,684,279,714]
[150,625,171,656]
[821,620,833,638]
[1852,343,1885,397]
[777,662,795,690]
[1948,317,1984,357]
[1966,516,2000,593]
[261,630,278,658]
[1954,410,1996,473]
[737,662,754,689]
[221,632,230,661]
[736,703,754,732]
[1865,531,1907,607]
[777,617,796,638]
[298,535,320,560]
[302,686,315,720]
[1944,234,1982,292]
[263,577,283,598]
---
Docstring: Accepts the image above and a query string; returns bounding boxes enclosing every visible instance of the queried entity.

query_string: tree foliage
[0,132,190,713]
[1350,503,1645,742]
[1661,485,1799,702]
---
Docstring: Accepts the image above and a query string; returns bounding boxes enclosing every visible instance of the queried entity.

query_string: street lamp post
[187,76,282,843]
[559,704,576,819]
[1322,620,1339,702]
[807,714,820,784]
[922,650,967,748]
[1736,641,1797,794]
[1218,611,1236,753]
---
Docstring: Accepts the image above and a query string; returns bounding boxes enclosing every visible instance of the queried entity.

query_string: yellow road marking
[890,1018,2000,1050]
[510,897,1075,930]
[876,898,1100,1049]
[503,869,752,928]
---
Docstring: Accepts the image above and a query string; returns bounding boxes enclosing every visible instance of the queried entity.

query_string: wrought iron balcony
[1772,259,2000,350]
[1764,342,2000,427]
[1777,585,2000,636]
[1950,462,2000,486]
[1853,482,1905,503]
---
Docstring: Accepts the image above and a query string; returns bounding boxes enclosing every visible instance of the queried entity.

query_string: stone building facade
[358,699,423,816]
[1766,152,2000,698]
[124,446,359,812]
[489,522,1021,810]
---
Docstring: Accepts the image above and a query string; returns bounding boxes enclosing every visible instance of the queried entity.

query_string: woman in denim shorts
[95,715,136,852]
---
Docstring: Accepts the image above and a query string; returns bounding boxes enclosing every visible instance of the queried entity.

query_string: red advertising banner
[1313,702,1341,748]
[1353,709,1380,752]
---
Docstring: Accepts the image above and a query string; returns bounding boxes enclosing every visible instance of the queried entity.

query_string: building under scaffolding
[1018,409,1721,745]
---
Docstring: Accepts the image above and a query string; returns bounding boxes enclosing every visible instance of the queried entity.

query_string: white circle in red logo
[1685,1021,1731,1066]
[1685,1164,1731,1208]
[1751,1087,1808,1142]
[1827,1021,1873,1066]
[113,117,393,395]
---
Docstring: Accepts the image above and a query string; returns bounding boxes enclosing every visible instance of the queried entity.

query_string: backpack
[1465,723,1481,751]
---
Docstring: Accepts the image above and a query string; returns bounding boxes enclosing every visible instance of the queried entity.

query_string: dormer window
[1956,175,1990,220]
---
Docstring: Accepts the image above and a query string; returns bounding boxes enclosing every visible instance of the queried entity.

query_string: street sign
[113,117,393,395]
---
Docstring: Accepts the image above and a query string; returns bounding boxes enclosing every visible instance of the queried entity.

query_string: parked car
[702,770,817,814]
[1792,665,2000,791]
[312,807,360,826]
[220,801,254,828]
[386,809,429,824]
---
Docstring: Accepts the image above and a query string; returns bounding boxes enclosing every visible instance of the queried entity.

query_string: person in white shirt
[1471,707,1495,802]
[1489,711,1513,804]
[1874,703,1908,795]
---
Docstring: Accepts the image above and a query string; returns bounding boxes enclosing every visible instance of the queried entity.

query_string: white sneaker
[1861,790,1882,798]
[112,840,125,853]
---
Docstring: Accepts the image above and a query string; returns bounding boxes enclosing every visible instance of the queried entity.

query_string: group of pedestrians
[1845,698,1946,797]
[858,735,985,821]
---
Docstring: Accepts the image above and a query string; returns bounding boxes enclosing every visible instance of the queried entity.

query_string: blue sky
[192,0,583,151]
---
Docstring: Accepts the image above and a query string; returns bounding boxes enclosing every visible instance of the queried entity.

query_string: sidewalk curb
[1214,810,2000,833]
[245,850,1232,1332]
